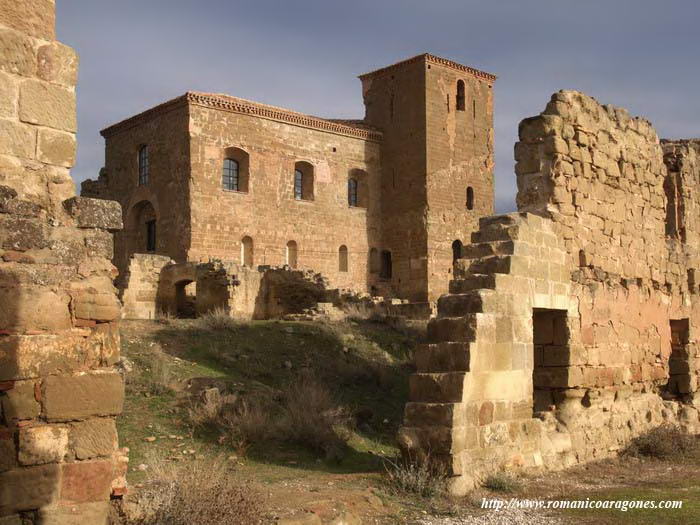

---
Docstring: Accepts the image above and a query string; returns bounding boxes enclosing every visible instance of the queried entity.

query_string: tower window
[146,219,156,252]
[294,170,303,200]
[138,145,149,185]
[241,236,254,267]
[456,80,466,111]
[286,240,298,269]
[223,158,239,191]
[380,250,392,279]
[466,186,474,210]
[339,245,348,272]
[452,240,463,263]
[348,178,358,207]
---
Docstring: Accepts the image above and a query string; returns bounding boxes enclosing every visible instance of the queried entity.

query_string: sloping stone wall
[0,1,125,522]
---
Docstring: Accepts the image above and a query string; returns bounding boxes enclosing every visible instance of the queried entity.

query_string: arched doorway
[452,240,463,263]
[126,200,157,255]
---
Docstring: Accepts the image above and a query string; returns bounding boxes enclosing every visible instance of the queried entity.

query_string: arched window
[222,147,249,192]
[456,80,466,111]
[348,178,358,207]
[369,248,380,274]
[466,186,474,210]
[241,236,254,267]
[338,245,348,272]
[138,145,149,185]
[452,240,463,263]
[380,250,392,279]
[294,161,314,200]
[286,240,298,269]
[223,158,239,191]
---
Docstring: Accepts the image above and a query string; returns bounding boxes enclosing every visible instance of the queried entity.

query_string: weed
[383,453,447,498]
[624,424,696,459]
[125,455,263,525]
[198,307,241,331]
[482,471,522,493]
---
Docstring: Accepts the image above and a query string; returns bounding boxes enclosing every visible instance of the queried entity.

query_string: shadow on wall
[0,271,63,518]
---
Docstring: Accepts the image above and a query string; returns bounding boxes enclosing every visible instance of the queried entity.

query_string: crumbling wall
[401,91,700,494]
[0,1,126,522]
[120,254,172,319]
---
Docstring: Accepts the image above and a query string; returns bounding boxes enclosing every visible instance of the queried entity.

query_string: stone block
[0,432,16,472]
[60,460,114,504]
[0,286,72,334]
[0,215,47,251]
[70,419,118,460]
[19,79,76,132]
[18,425,69,465]
[37,501,110,525]
[0,464,61,515]
[0,72,18,118]
[71,288,121,322]
[409,372,466,403]
[43,373,124,421]
[0,514,22,525]
[37,128,76,167]
[1,380,39,420]
[63,196,122,231]
[37,42,78,87]
[415,342,470,372]
[0,0,55,40]
[0,26,36,77]
[0,118,36,159]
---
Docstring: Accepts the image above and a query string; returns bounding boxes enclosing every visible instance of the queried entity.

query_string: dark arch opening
[456,80,466,111]
[466,186,474,210]
[452,240,463,263]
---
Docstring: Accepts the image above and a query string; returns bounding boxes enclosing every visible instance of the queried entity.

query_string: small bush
[125,456,263,525]
[198,307,240,331]
[279,373,352,460]
[223,397,273,453]
[383,454,447,498]
[148,351,172,395]
[343,302,385,323]
[483,471,522,493]
[624,424,696,459]
[187,389,225,429]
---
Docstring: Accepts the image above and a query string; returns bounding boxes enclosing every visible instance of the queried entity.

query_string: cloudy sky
[56,0,699,212]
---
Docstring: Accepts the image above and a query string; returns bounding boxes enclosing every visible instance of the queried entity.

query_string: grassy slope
[118,318,419,487]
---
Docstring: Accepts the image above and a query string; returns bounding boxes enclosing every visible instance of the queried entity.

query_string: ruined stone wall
[401,91,700,495]
[120,254,172,319]
[97,100,192,283]
[0,1,126,521]
[187,100,382,294]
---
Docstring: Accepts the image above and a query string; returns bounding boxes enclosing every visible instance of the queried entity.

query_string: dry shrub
[223,397,273,452]
[383,453,447,498]
[482,471,522,493]
[198,307,240,331]
[125,456,263,525]
[343,302,382,322]
[187,389,225,429]
[148,350,172,395]
[624,424,696,459]
[278,372,352,460]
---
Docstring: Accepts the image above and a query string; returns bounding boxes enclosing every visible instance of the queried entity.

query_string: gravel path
[415,508,566,524]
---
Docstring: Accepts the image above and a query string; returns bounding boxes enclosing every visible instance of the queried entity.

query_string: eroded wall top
[515,90,687,286]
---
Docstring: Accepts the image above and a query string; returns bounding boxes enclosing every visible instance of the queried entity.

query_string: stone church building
[82,54,496,302]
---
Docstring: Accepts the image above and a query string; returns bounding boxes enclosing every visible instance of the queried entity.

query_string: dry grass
[197,307,241,331]
[624,424,697,459]
[186,371,352,460]
[125,455,263,525]
[482,471,522,493]
[382,453,448,498]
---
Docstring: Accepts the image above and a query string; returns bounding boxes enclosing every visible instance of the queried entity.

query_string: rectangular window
[146,219,156,252]
[138,146,149,185]
[294,170,303,200]
[223,158,239,191]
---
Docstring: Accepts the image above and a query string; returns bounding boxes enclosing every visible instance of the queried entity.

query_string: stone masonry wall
[401,91,700,494]
[0,1,126,523]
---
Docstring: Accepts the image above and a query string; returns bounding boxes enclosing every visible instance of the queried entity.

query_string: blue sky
[57,0,699,212]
